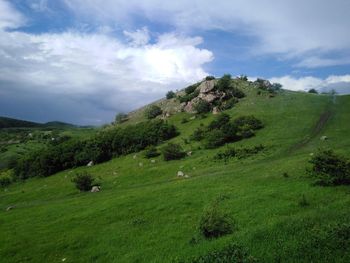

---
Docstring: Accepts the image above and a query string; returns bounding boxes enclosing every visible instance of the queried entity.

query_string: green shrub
[166,91,176,99]
[204,129,228,149]
[309,149,350,186]
[72,172,95,191]
[208,113,230,131]
[181,118,188,124]
[233,115,264,130]
[0,171,12,187]
[308,88,318,94]
[162,143,186,161]
[190,126,206,141]
[216,74,232,92]
[115,113,128,124]
[145,105,162,119]
[178,90,199,103]
[178,243,257,263]
[220,97,238,111]
[214,145,265,160]
[205,76,215,81]
[199,201,234,238]
[144,145,160,158]
[194,99,211,114]
[185,83,200,94]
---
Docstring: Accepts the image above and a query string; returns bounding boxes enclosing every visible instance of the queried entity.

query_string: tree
[162,143,186,161]
[166,90,175,99]
[145,105,162,119]
[205,76,215,81]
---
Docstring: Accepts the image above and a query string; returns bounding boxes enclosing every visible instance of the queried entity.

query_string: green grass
[1,89,349,262]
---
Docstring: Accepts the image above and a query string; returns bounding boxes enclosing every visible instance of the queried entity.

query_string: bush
[145,105,162,119]
[185,83,200,94]
[72,172,95,191]
[233,116,263,130]
[216,74,232,92]
[309,149,350,186]
[144,145,160,158]
[205,76,215,81]
[308,88,318,94]
[115,113,128,124]
[181,118,188,124]
[162,143,186,161]
[0,171,12,187]
[194,99,212,114]
[208,113,230,131]
[190,126,206,141]
[178,90,199,103]
[220,97,238,111]
[204,130,227,149]
[166,90,176,99]
[199,201,234,238]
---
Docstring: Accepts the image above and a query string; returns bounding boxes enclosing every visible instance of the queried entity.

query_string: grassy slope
[1,89,349,262]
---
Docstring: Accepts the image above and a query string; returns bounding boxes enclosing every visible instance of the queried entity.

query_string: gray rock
[320,135,328,141]
[198,80,216,93]
[151,159,156,163]
[212,107,220,115]
[87,161,94,167]
[198,93,217,103]
[91,186,100,193]
[187,151,192,156]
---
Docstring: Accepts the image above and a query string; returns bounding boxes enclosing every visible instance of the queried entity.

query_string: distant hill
[0,116,42,128]
[0,116,76,129]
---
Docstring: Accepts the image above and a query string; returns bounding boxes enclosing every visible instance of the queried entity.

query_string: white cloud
[0,0,25,29]
[269,75,350,94]
[63,0,350,67]
[123,27,150,46]
[0,19,213,123]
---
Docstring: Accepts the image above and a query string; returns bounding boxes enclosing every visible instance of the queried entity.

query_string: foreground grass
[1,91,349,262]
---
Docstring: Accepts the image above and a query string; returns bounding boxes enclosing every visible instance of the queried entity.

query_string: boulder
[138,162,143,167]
[187,151,192,156]
[133,154,137,159]
[151,159,156,163]
[91,186,100,193]
[198,80,216,93]
[198,93,217,103]
[87,161,94,167]
[320,135,328,141]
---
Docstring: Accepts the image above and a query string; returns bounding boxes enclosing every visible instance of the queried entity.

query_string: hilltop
[0,116,77,129]
[1,76,349,262]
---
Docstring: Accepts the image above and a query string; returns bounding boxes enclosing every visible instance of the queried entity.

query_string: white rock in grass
[139,162,143,167]
[133,154,137,159]
[177,171,184,177]
[87,161,94,167]
[151,159,156,163]
[91,186,100,193]
[184,175,190,178]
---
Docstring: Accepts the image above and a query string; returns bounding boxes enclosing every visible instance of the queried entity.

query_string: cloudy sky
[0,0,349,125]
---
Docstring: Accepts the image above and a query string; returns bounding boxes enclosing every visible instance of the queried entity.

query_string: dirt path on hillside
[288,96,335,153]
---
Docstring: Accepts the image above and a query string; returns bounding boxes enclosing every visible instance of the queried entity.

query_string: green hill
[1,80,349,262]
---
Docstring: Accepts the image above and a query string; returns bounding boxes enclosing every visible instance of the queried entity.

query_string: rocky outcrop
[198,80,216,93]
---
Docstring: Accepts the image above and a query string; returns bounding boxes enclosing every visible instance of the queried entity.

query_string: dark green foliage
[204,129,227,149]
[191,114,263,149]
[162,143,186,161]
[72,172,94,191]
[115,113,128,124]
[205,76,215,81]
[216,74,232,92]
[232,116,264,130]
[14,120,178,179]
[208,113,230,131]
[309,149,350,186]
[166,91,176,99]
[145,105,162,119]
[219,97,238,111]
[178,243,257,263]
[308,88,318,94]
[272,83,282,91]
[0,171,12,187]
[238,75,248,81]
[194,99,212,114]
[214,145,265,161]
[228,86,245,99]
[178,90,200,103]
[199,200,235,238]
[144,145,160,158]
[185,83,200,94]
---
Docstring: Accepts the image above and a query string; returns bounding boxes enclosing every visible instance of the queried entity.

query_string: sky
[0,0,349,125]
